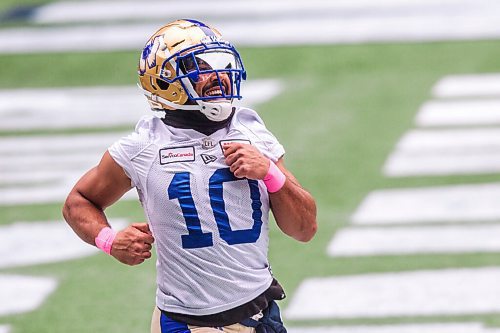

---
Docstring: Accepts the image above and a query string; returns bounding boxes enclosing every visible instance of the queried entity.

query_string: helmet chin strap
[138,85,234,122]
[198,100,234,122]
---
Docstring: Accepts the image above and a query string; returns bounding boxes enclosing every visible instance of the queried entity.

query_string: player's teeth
[207,89,222,96]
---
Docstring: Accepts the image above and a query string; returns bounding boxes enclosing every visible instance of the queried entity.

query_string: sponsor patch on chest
[159,146,195,164]
[219,139,251,152]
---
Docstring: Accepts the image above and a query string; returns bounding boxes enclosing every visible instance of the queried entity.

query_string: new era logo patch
[201,154,217,164]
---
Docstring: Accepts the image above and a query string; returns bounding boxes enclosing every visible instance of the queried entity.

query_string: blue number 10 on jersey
[168,167,263,249]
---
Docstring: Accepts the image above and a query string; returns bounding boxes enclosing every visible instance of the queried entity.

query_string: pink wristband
[263,161,286,193]
[95,227,117,255]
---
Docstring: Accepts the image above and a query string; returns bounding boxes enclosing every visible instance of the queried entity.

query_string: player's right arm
[62,151,154,266]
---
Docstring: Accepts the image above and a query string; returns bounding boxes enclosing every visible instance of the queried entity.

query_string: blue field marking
[1,5,38,22]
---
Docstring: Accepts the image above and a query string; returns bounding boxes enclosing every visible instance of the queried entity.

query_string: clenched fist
[111,223,155,266]
[223,143,270,179]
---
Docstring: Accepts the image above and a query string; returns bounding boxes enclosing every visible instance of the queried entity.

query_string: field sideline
[1,41,500,332]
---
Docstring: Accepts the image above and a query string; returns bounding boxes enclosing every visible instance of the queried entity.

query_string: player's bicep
[72,151,132,209]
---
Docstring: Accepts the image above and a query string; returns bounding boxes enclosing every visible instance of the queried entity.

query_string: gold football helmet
[138,19,246,121]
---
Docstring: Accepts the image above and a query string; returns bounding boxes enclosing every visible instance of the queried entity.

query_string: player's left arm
[268,159,317,242]
[224,143,317,242]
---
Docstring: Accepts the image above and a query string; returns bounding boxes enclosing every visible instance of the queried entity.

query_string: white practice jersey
[108,107,285,316]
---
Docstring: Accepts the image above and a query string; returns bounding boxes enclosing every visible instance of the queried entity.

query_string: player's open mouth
[205,88,224,96]
[203,82,228,98]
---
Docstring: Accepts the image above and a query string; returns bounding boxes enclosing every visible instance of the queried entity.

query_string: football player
[63,19,317,333]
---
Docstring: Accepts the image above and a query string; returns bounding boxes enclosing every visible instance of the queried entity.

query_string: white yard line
[0,153,103,172]
[0,182,138,206]
[383,128,500,176]
[384,151,500,177]
[288,323,500,333]
[0,132,128,154]
[328,224,500,256]
[351,183,500,225]
[0,86,150,130]
[0,132,115,187]
[0,219,128,268]
[433,73,500,98]
[30,0,475,24]
[285,267,500,320]
[415,99,500,127]
[2,5,500,53]
[0,274,57,316]
[0,81,282,130]
[0,219,128,326]
[392,128,500,152]
[0,171,84,186]
[0,132,120,195]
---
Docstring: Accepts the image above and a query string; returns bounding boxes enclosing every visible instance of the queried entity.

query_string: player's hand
[223,143,269,179]
[110,223,155,266]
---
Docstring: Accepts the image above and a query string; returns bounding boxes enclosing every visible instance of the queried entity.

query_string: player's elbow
[294,218,317,242]
[62,189,87,223]
[296,200,317,242]
[62,191,76,223]
[276,201,318,242]
[62,201,69,221]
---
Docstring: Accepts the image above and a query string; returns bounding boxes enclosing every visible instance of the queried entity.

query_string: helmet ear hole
[156,79,170,90]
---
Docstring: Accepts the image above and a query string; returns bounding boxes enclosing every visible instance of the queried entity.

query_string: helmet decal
[139,36,161,75]
[182,19,217,37]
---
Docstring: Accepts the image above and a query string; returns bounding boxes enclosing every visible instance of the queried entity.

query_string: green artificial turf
[1,40,500,332]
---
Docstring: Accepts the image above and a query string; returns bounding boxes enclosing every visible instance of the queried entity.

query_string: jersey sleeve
[234,108,285,162]
[108,116,157,189]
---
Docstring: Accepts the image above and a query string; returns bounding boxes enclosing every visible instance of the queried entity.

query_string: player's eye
[180,57,196,73]
[196,58,212,71]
